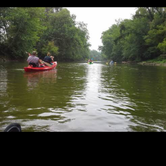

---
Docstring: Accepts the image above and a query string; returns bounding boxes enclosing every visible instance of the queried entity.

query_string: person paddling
[43,52,54,65]
[27,51,43,67]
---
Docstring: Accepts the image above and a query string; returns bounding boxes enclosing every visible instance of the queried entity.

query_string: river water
[0,61,166,131]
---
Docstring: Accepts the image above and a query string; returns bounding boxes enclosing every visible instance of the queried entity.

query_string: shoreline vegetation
[138,54,166,66]
[1,56,166,67]
[0,7,90,62]
[1,7,166,65]
[139,62,166,66]
[100,7,166,64]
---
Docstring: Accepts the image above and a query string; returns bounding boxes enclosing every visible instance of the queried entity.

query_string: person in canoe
[27,51,43,67]
[88,59,93,64]
[109,60,114,65]
[43,52,54,65]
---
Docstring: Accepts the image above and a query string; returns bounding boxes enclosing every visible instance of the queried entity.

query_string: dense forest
[0,7,90,61]
[1,7,166,63]
[89,49,102,61]
[100,7,166,62]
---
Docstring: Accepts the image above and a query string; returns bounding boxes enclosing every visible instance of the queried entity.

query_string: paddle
[41,61,52,67]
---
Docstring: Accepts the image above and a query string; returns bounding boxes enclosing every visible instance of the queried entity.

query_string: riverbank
[0,57,22,63]
[138,55,166,67]
[138,61,166,66]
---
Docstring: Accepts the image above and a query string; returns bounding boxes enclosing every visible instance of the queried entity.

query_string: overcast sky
[66,7,137,51]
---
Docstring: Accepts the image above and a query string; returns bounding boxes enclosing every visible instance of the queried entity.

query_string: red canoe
[24,61,57,72]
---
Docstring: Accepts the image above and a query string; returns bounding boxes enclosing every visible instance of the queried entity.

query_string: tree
[89,49,102,61]
[37,8,90,61]
[101,23,123,61]
[101,7,166,62]
[41,41,59,57]
[0,7,90,61]
[0,7,46,59]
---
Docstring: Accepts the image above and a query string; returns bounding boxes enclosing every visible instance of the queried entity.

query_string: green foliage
[158,39,166,53]
[89,50,102,61]
[0,7,46,59]
[101,7,166,62]
[0,7,90,61]
[36,8,90,61]
[41,41,59,56]
[147,55,166,63]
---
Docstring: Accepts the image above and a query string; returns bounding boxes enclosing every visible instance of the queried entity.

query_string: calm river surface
[0,61,166,131]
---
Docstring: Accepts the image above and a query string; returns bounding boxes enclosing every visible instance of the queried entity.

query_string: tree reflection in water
[24,69,57,91]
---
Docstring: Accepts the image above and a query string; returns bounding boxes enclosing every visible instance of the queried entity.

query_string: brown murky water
[0,61,166,131]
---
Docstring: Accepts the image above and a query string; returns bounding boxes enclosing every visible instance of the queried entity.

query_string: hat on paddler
[32,51,37,55]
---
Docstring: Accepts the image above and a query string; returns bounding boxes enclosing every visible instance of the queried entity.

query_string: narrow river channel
[0,61,166,131]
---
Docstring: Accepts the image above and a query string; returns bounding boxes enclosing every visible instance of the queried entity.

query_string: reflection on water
[0,62,166,131]
[0,64,8,112]
[0,64,7,94]
[24,69,57,91]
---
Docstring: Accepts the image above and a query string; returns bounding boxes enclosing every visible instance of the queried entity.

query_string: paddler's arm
[25,52,31,56]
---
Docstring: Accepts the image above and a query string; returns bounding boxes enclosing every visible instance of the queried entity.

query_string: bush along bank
[138,55,166,66]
